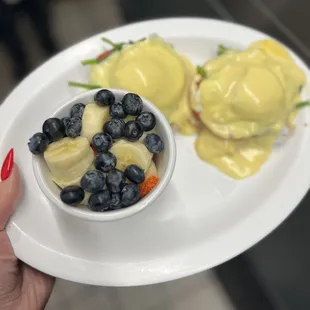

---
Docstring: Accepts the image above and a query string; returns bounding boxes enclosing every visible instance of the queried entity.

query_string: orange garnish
[139,176,159,198]
[96,50,113,61]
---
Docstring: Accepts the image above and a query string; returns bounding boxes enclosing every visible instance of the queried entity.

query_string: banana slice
[145,161,158,179]
[124,115,136,122]
[81,192,91,206]
[44,136,94,183]
[81,103,110,142]
[110,139,153,172]
[52,163,95,189]
[53,165,94,206]
[53,174,83,189]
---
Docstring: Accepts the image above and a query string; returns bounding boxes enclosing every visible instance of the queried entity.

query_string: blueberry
[62,117,71,129]
[70,103,85,119]
[65,117,82,138]
[106,169,126,193]
[121,184,140,207]
[124,165,145,184]
[28,132,49,155]
[110,193,122,210]
[136,112,156,131]
[110,101,127,119]
[144,133,164,154]
[60,186,85,206]
[92,133,113,153]
[80,170,105,193]
[123,121,143,142]
[95,152,117,173]
[94,89,115,106]
[103,118,125,139]
[88,190,111,212]
[42,118,65,142]
[122,93,143,116]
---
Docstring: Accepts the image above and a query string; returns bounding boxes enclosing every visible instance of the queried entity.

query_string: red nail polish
[1,148,14,181]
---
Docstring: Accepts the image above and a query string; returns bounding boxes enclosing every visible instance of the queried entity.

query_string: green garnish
[80,37,125,66]
[82,37,147,66]
[68,81,101,89]
[81,59,99,65]
[129,37,146,44]
[218,44,230,56]
[296,101,310,109]
[197,66,208,78]
[101,37,125,51]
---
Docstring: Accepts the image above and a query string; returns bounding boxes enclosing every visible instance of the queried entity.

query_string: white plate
[1,18,310,287]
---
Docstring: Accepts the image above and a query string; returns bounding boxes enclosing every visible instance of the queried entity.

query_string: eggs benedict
[89,35,197,135]
[192,39,306,179]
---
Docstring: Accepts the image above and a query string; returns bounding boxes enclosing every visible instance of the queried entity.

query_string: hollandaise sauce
[194,39,306,179]
[90,35,197,135]
[195,128,279,179]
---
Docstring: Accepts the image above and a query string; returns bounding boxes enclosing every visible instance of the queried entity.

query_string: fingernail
[1,148,14,181]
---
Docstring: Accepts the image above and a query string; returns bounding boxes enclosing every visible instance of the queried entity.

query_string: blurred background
[0,0,123,101]
[1,0,310,102]
[1,0,310,309]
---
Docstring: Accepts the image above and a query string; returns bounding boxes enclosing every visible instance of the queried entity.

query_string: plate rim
[1,17,310,286]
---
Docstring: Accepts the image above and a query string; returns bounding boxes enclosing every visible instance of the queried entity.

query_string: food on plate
[44,136,94,188]
[139,176,160,198]
[144,161,158,179]
[144,133,165,154]
[60,186,85,206]
[67,34,309,180]
[125,165,145,184]
[69,35,197,135]
[28,132,49,155]
[81,101,110,142]
[192,39,307,179]
[43,118,66,142]
[28,90,165,211]
[110,139,153,172]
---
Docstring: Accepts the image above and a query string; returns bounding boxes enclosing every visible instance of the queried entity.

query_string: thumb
[0,149,20,230]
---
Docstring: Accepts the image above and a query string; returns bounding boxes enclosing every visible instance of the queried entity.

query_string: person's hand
[0,149,55,310]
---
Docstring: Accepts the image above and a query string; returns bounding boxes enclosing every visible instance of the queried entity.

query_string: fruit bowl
[32,89,176,221]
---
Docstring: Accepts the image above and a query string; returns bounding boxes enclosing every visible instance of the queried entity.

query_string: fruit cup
[31,89,176,221]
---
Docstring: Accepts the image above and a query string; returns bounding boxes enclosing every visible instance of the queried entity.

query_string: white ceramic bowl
[32,89,176,221]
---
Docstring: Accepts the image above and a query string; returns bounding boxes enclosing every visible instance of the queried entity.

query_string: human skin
[0,149,54,310]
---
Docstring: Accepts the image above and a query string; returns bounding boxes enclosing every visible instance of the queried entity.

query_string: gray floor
[0,0,235,309]
[46,272,235,310]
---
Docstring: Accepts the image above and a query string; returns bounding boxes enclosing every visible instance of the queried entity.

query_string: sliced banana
[110,139,153,172]
[53,174,83,189]
[53,164,94,206]
[52,163,95,189]
[81,192,91,206]
[145,161,158,179]
[44,136,94,183]
[124,115,136,122]
[81,103,110,142]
